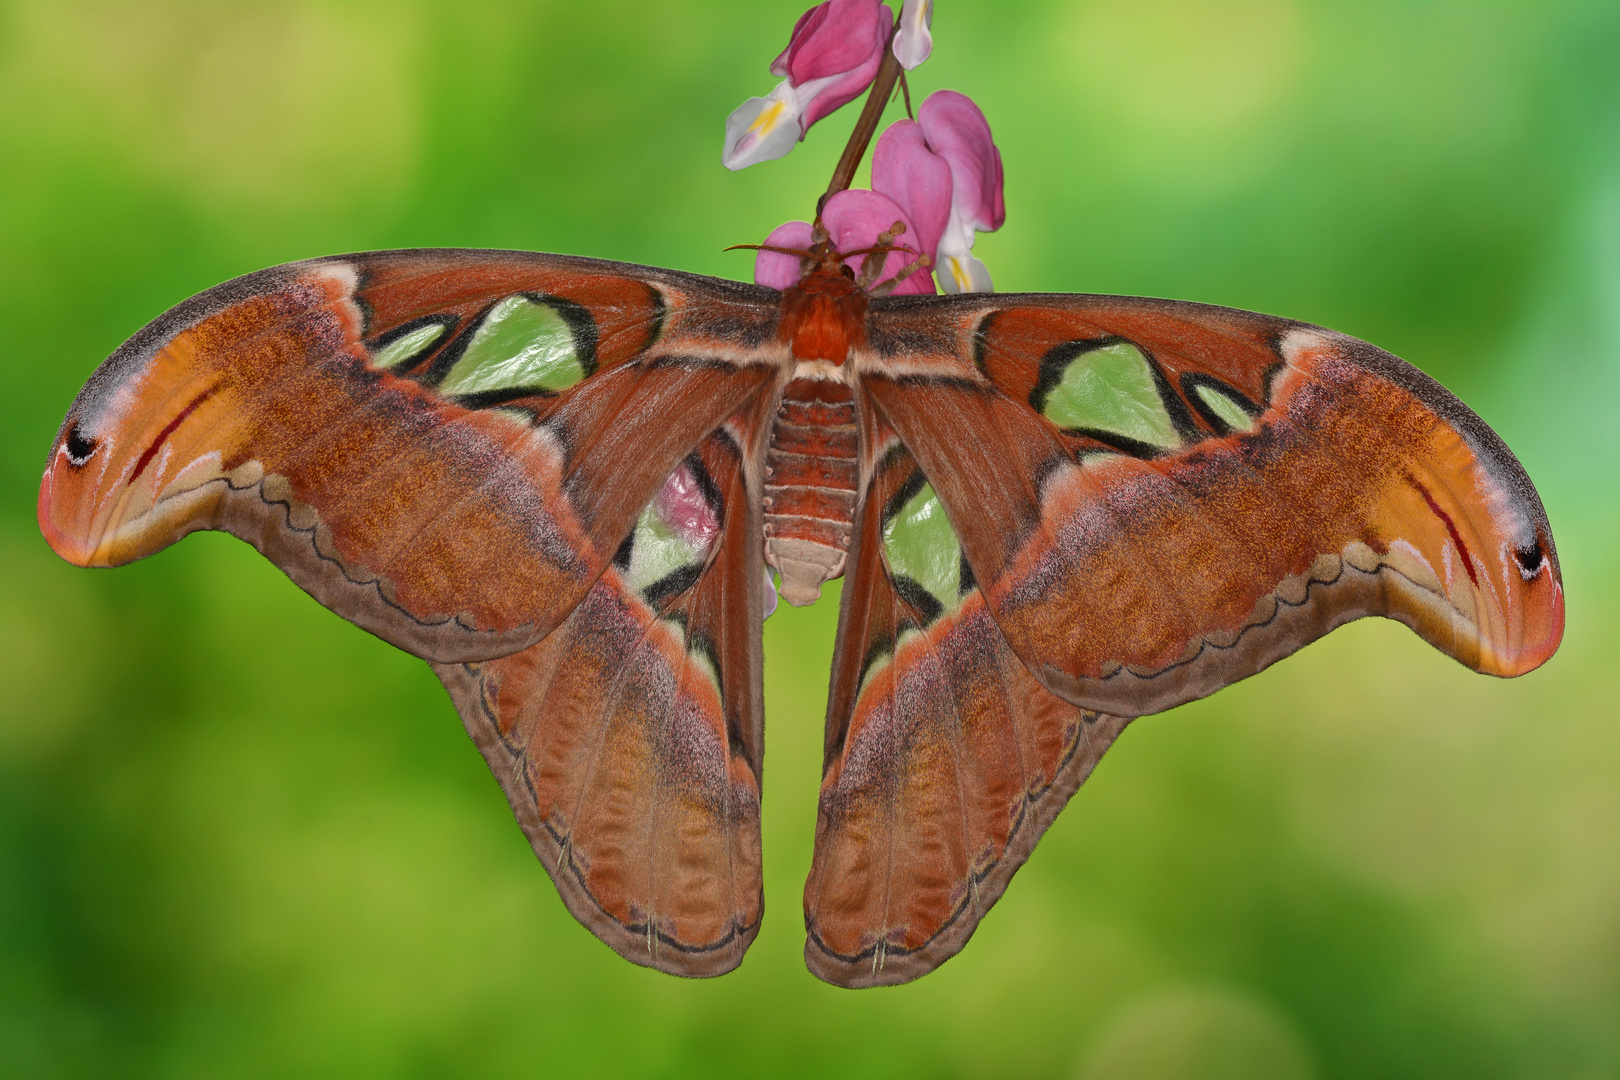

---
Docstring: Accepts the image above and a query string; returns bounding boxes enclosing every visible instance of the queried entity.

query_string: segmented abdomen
[764,377,857,606]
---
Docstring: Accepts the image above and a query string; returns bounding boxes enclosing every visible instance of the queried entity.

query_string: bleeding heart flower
[754,189,934,295]
[653,463,719,552]
[893,0,933,70]
[753,221,817,291]
[723,0,893,171]
[871,119,952,266]
[647,464,778,618]
[872,89,1004,292]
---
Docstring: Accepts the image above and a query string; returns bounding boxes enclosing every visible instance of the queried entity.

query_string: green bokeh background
[2,1,1616,1076]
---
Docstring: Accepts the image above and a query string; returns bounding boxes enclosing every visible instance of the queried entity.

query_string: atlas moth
[38,0,1562,987]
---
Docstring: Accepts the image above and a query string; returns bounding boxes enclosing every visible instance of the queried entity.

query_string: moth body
[764,376,858,605]
[775,262,869,365]
[759,262,891,604]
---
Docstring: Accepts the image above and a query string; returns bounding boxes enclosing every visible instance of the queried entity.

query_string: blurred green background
[1,1,1616,1076]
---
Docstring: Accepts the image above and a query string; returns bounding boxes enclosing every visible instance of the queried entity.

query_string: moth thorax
[778,272,869,365]
[763,377,858,606]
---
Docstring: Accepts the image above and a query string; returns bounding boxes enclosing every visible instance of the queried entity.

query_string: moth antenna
[725,243,820,259]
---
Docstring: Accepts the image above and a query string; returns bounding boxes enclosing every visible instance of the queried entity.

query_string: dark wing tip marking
[1407,472,1480,586]
[1310,329,1557,554]
[1514,537,1546,578]
[63,424,97,468]
[130,383,223,483]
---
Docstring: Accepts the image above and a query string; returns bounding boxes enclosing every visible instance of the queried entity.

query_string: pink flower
[893,0,933,70]
[754,189,935,295]
[754,221,817,291]
[653,464,719,552]
[648,464,778,618]
[723,0,893,171]
[870,119,952,264]
[872,90,1004,292]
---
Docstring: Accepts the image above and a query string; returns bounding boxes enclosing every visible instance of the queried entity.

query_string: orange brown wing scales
[807,429,1131,987]
[39,250,786,663]
[433,414,772,977]
[858,293,1563,719]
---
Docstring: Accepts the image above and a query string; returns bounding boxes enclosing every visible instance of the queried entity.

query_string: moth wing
[803,409,1131,988]
[435,403,773,976]
[859,293,1564,717]
[39,249,786,662]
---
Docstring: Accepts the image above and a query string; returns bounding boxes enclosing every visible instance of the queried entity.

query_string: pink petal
[782,0,888,84]
[754,220,816,290]
[798,54,883,132]
[822,189,935,294]
[771,6,823,77]
[871,119,953,262]
[918,90,1006,233]
[778,0,891,132]
[654,464,719,551]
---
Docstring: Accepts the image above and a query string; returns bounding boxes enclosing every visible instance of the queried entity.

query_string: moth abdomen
[764,377,859,606]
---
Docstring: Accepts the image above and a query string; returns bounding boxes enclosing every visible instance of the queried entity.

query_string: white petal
[763,567,780,619]
[938,252,993,294]
[722,81,805,171]
[937,207,979,265]
[893,0,934,70]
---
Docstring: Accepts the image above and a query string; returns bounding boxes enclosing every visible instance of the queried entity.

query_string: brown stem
[817,32,903,215]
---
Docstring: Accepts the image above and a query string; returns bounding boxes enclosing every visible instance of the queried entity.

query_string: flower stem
[818,33,903,215]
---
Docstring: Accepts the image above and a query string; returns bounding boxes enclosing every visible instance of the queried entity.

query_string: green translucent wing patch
[615,461,720,607]
[1183,373,1262,435]
[436,294,596,401]
[1035,339,1181,453]
[881,473,967,624]
[621,503,709,601]
[1195,383,1254,431]
[367,316,455,370]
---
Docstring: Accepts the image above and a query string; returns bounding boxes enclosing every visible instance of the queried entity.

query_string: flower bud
[723,0,892,170]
